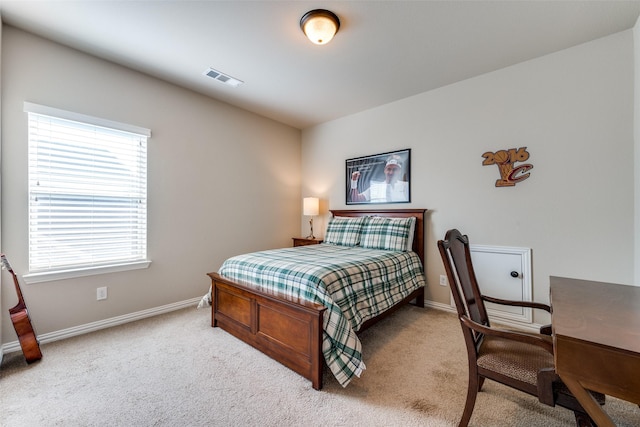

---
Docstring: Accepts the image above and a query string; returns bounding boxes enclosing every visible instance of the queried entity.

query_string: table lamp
[303,197,319,239]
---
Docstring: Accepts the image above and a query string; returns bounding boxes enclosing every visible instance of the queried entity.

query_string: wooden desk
[550,276,640,427]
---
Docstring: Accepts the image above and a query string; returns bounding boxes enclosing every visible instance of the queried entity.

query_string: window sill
[23,260,152,284]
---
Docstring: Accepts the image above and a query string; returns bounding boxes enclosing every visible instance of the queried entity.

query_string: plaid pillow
[324,216,366,247]
[360,216,416,251]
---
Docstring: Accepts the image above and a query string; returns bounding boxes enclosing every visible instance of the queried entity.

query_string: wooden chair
[437,229,603,427]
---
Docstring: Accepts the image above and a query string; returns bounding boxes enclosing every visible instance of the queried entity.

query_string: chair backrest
[437,229,491,345]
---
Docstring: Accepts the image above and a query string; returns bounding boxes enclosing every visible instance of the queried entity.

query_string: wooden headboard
[329,209,427,265]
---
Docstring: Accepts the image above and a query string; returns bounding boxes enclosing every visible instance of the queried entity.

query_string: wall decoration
[346,149,411,205]
[482,147,533,187]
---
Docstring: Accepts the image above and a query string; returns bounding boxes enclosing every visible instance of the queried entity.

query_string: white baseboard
[424,299,456,313]
[425,299,544,333]
[1,297,202,355]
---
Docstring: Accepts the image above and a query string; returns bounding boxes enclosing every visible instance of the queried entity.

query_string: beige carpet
[1,305,638,426]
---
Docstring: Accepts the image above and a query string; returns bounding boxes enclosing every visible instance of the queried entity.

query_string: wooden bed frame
[207,208,426,390]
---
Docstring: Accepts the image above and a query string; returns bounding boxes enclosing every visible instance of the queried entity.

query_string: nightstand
[292,237,323,247]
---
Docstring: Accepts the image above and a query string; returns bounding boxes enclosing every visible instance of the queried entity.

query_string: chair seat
[477,335,554,386]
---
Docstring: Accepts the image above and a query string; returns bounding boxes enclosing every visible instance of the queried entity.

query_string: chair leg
[459,374,480,427]
[573,411,596,427]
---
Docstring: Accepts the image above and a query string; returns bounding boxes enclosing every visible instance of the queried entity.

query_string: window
[24,102,150,283]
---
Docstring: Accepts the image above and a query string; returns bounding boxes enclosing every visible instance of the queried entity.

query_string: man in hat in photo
[349,155,409,203]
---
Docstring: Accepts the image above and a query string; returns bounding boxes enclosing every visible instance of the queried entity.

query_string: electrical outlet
[97,287,108,301]
[439,275,448,287]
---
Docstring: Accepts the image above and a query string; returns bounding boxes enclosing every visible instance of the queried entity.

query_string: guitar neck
[1,254,26,306]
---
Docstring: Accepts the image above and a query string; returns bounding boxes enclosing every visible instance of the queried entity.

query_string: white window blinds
[25,103,149,275]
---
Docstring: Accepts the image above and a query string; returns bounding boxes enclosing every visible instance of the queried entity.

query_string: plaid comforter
[218,243,426,387]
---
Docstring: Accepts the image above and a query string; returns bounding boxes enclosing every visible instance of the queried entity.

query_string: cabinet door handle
[510,271,520,278]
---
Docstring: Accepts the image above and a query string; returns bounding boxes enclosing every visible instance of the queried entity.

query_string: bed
[206,208,427,390]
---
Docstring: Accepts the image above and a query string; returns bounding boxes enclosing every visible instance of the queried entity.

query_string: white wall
[635,17,640,285]
[2,23,635,343]
[0,26,301,343]
[302,30,635,323]
[0,18,3,349]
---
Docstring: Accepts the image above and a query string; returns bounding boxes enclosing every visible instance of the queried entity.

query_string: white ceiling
[2,1,640,129]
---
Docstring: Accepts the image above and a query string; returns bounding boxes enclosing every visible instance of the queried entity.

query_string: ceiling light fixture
[300,9,340,45]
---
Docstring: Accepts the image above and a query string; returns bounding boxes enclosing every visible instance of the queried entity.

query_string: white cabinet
[468,245,533,325]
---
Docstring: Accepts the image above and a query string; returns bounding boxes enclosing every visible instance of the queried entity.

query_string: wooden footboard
[208,272,327,390]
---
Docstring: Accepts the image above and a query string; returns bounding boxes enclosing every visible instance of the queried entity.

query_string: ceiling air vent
[203,67,243,88]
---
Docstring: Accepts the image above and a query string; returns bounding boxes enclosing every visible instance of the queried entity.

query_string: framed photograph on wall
[346,149,411,205]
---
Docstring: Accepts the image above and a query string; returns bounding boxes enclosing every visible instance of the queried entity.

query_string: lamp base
[306,217,315,240]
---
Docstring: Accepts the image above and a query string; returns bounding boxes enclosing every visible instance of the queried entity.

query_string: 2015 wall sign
[482,147,533,187]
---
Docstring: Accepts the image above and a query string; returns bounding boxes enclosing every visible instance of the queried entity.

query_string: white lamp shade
[303,197,319,216]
